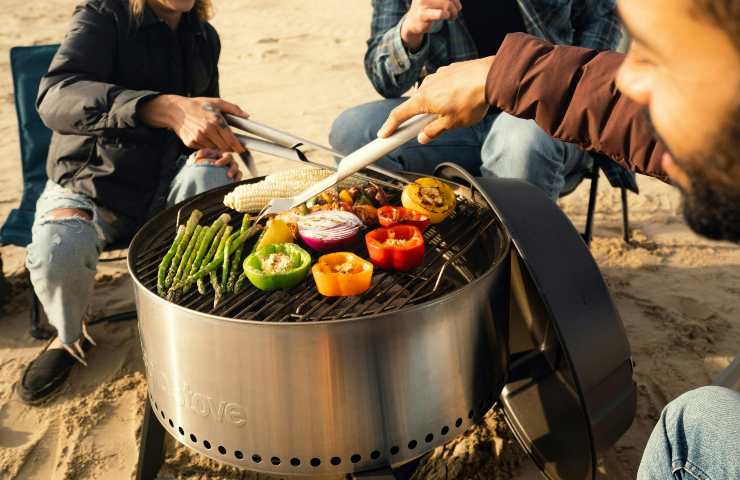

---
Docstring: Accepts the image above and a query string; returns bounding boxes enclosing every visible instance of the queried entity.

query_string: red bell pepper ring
[376,206,430,231]
[365,225,425,271]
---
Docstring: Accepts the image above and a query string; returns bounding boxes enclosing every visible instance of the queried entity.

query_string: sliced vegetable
[312,252,373,297]
[377,206,430,231]
[253,218,294,252]
[243,243,312,291]
[339,189,354,204]
[365,225,425,271]
[401,177,456,224]
[297,211,363,252]
[352,204,378,227]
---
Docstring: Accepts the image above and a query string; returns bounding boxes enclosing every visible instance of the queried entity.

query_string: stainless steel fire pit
[129,163,636,479]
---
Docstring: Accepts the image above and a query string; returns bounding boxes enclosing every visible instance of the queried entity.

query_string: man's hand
[378,56,495,144]
[188,149,243,181]
[401,0,462,51]
[140,95,248,153]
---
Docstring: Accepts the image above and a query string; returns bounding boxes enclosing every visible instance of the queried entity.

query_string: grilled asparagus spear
[168,225,203,301]
[184,213,231,293]
[186,222,261,284]
[164,210,202,288]
[197,223,227,294]
[225,214,251,293]
[211,271,223,308]
[221,231,241,292]
[157,225,185,296]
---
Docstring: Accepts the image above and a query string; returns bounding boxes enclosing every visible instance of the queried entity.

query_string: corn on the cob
[223,166,363,213]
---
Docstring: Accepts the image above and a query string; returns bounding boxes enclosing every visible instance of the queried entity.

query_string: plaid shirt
[364,0,636,192]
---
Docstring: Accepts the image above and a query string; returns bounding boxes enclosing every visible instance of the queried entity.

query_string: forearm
[365,18,429,97]
[138,94,182,129]
[37,76,160,136]
[486,33,668,182]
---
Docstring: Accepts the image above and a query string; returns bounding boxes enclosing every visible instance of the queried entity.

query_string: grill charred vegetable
[157,224,185,296]
[159,209,261,304]
[164,210,202,288]
[226,215,251,293]
[243,243,312,291]
[401,177,456,224]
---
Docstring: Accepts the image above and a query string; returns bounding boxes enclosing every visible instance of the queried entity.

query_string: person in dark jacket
[328,0,633,202]
[18,0,248,404]
[377,0,740,477]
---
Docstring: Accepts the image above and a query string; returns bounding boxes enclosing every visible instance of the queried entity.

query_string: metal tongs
[225,113,435,220]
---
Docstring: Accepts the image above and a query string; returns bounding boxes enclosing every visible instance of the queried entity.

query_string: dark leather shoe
[17,340,90,405]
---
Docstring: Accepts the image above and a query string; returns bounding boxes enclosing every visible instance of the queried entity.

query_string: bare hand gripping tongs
[225,113,435,219]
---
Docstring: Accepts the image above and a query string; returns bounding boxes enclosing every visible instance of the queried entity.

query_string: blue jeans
[638,386,740,479]
[329,98,589,200]
[25,162,233,344]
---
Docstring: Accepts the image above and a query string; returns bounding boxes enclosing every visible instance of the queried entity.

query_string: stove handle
[435,163,637,467]
[433,162,488,205]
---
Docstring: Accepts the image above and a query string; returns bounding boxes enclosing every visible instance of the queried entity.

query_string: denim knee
[26,216,99,343]
[481,114,569,200]
[662,386,739,430]
[482,117,559,175]
[168,164,233,207]
[638,386,740,480]
[330,106,377,156]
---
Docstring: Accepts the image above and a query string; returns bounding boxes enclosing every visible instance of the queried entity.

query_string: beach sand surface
[1,1,738,479]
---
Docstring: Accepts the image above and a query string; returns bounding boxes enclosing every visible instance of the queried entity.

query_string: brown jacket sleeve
[486,33,669,183]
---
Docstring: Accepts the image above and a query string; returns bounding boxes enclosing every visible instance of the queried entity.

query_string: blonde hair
[130,0,213,22]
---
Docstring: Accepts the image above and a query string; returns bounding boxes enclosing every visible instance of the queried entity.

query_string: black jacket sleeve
[36,2,160,137]
[203,23,221,98]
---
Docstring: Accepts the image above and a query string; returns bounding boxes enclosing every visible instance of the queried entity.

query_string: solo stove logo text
[144,353,247,427]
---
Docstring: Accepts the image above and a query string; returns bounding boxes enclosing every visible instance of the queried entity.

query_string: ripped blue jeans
[26,163,233,344]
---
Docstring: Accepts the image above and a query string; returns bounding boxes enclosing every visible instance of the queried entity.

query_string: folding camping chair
[561,153,638,246]
[0,44,135,340]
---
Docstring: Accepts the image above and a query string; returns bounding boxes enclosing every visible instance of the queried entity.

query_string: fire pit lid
[434,165,637,480]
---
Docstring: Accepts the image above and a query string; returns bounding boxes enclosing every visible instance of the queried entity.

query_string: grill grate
[132,184,497,323]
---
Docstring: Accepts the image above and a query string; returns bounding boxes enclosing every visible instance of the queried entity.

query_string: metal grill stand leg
[29,290,54,340]
[136,400,166,480]
[621,188,631,243]
[582,163,600,247]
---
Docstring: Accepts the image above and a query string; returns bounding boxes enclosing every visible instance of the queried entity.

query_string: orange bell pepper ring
[312,252,374,297]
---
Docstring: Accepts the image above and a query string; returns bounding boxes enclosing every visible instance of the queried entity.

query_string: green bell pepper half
[243,243,312,291]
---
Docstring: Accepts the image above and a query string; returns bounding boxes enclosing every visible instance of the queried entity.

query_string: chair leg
[29,290,54,340]
[583,164,600,247]
[621,188,631,243]
[136,399,166,480]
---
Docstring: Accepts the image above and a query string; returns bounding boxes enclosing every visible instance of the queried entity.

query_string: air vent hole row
[154,400,490,468]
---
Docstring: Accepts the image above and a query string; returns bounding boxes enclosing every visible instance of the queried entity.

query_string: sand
[0,1,738,479]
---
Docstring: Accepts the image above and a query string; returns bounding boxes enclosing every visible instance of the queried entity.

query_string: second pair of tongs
[225,113,435,219]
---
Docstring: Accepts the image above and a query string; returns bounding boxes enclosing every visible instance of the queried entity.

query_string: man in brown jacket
[377,0,740,477]
[379,0,739,242]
